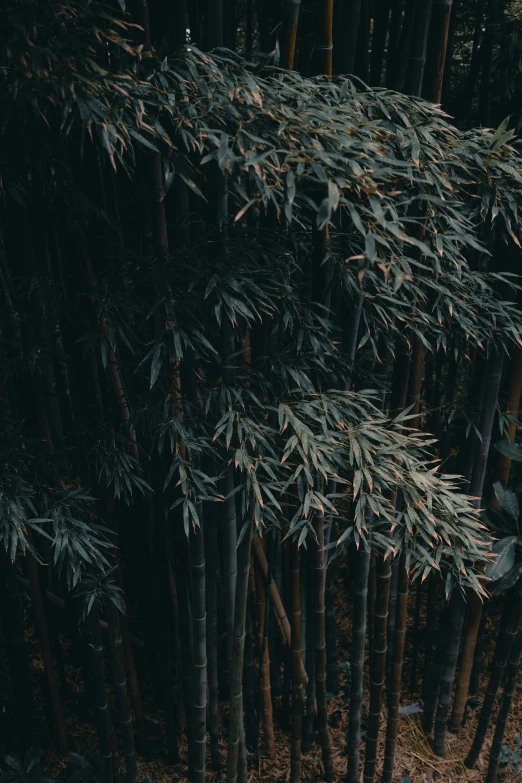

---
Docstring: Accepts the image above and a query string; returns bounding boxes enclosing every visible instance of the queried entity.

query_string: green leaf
[486,536,516,582]
[494,440,522,462]
[493,482,519,519]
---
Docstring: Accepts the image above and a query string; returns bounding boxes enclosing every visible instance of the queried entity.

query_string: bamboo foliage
[4,4,522,783]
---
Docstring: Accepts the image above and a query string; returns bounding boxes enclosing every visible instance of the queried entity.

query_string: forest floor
[2,566,522,783]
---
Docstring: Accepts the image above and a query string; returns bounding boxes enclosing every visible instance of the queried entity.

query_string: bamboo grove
[4,2,522,783]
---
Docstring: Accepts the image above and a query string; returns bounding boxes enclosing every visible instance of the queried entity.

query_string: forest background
[3,1,522,782]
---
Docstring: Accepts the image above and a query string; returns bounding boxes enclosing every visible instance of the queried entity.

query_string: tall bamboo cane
[314,511,335,782]
[485,622,522,783]
[347,544,370,783]
[190,514,207,783]
[433,589,466,756]
[465,576,522,768]
[290,540,303,783]
[382,551,408,783]
[363,555,392,783]
[226,517,253,783]
[280,0,302,70]
[422,0,454,103]
[107,602,138,783]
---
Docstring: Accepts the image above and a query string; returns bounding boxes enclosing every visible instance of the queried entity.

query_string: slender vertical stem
[370,0,391,85]
[0,551,34,744]
[90,606,114,783]
[290,540,303,783]
[382,552,408,783]
[485,623,522,783]
[469,603,489,696]
[347,545,370,783]
[409,578,423,693]
[223,465,238,675]
[466,578,522,768]
[423,0,454,103]
[314,512,335,782]
[341,0,362,74]
[280,0,302,70]
[254,562,276,760]
[493,346,522,490]
[226,518,253,783]
[204,512,221,770]
[363,556,392,783]
[190,516,207,783]
[26,549,67,752]
[433,590,466,756]
[406,0,434,97]
[325,561,338,695]
[107,603,138,783]
[421,572,438,707]
[450,591,483,732]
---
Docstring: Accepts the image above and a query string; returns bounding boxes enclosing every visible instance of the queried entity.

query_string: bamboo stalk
[25,548,68,752]
[315,0,334,76]
[226,517,253,783]
[347,545,370,783]
[450,591,483,732]
[290,540,303,783]
[341,0,362,75]
[107,602,138,783]
[223,465,238,675]
[313,512,335,782]
[406,0,434,96]
[190,515,207,783]
[204,510,221,770]
[0,551,34,744]
[422,0,454,103]
[370,0,391,85]
[363,555,392,783]
[465,577,522,768]
[90,605,114,783]
[485,622,522,783]
[433,590,466,756]
[252,533,307,683]
[254,561,276,760]
[382,552,408,783]
[493,346,522,491]
[280,0,302,70]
